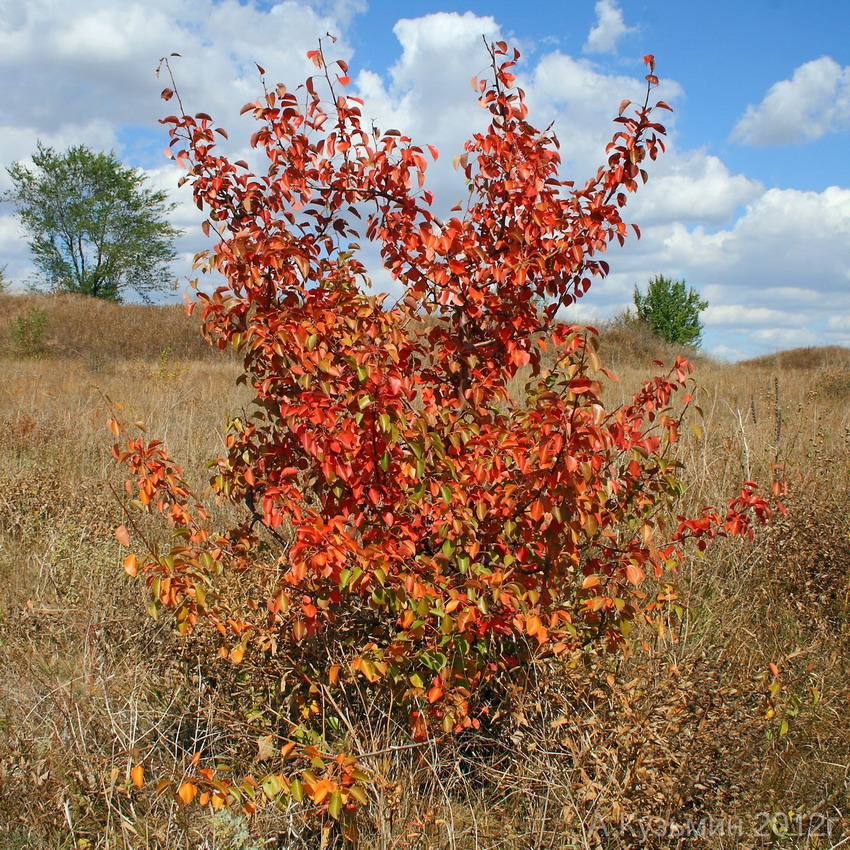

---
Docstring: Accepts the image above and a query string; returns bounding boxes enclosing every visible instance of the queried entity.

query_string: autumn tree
[6,143,180,301]
[111,44,774,823]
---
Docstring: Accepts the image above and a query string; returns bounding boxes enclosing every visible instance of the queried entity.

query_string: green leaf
[261,773,282,798]
[348,785,369,805]
[328,789,343,820]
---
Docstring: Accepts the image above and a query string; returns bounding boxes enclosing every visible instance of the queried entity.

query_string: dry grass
[741,345,850,371]
[0,292,217,362]
[0,295,848,848]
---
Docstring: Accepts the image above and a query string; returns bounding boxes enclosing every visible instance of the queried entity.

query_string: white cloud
[341,16,850,360]
[731,57,850,146]
[702,304,815,328]
[353,12,502,209]
[523,51,674,176]
[628,153,763,226]
[583,0,635,55]
[0,0,352,141]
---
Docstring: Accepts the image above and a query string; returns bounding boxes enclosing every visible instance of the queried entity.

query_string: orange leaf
[115,525,130,547]
[123,553,138,577]
[177,781,198,805]
[108,418,121,436]
[312,779,336,804]
[625,563,645,586]
[427,685,443,703]
[130,765,144,788]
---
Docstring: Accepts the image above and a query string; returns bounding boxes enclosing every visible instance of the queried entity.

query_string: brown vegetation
[0,294,847,848]
[0,292,216,362]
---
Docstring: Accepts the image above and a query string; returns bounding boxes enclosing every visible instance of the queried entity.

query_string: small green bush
[8,306,48,358]
[633,274,708,347]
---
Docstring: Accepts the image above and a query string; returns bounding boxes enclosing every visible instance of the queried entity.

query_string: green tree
[5,143,180,301]
[633,274,709,347]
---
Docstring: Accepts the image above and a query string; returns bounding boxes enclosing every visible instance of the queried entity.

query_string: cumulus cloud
[0,0,354,155]
[354,12,501,206]
[731,57,850,146]
[628,153,763,226]
[583,0,635,55]
[522,51,681,176]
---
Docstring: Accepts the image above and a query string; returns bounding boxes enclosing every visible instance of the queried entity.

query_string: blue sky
[1,0,849,359]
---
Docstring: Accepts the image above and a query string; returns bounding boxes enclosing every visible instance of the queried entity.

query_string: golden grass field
[0,293,848,848]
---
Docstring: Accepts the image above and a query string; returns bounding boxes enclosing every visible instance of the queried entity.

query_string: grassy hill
[0,292,216,362]
[742,345,850,370]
